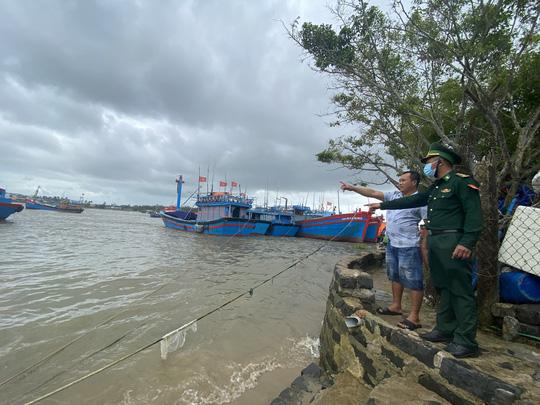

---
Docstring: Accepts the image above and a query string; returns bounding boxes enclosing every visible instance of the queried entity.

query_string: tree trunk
[475,152,500,328]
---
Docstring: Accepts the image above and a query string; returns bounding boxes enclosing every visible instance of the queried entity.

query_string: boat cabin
[248,207,294,224]
[196,192,253,221]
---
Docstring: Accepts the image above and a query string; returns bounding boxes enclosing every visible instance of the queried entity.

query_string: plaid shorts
[386,244,424,291]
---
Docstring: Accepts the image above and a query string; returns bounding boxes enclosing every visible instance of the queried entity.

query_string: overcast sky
[0,0,394,209]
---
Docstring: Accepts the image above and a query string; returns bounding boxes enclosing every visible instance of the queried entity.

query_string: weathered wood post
[475,152,500,328]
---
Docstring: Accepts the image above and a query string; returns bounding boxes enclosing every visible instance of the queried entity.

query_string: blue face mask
[423,161,437,178]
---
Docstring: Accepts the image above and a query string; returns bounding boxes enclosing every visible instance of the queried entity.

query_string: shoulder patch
[467,184,480,190]
[456,173,470,177]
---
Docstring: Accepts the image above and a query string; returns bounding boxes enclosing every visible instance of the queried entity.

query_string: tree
[290,0,539,326]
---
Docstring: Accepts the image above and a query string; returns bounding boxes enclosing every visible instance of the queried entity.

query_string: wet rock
[301,362,322,379]
[270,363,335,405]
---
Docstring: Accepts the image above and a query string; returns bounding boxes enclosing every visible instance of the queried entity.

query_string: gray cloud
[0,0,387,207]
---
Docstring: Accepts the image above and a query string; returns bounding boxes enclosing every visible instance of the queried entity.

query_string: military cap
[421,143,462,165]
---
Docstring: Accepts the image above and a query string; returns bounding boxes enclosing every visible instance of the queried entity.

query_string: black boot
[445,343,479,358]
[419,329,452,343]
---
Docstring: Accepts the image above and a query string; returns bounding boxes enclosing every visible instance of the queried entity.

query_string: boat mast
[176,175,184,210]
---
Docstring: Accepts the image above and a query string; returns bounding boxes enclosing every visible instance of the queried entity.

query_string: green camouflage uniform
[380,171,483,349]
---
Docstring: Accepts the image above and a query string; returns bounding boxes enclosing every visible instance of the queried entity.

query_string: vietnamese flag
[199,176,207,182]
[231,181,238,187]
[219,181,227,187]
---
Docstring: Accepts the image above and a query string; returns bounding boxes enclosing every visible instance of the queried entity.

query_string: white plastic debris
[160,320,198,360]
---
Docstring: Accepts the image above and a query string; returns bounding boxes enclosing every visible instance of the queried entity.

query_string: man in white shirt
[341,171,427,330]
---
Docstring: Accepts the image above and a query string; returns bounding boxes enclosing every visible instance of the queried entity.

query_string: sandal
[376,307,402,316]
[397,319,422,331]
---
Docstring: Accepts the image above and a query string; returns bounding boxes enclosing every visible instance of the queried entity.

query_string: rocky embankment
[272,252,540,404]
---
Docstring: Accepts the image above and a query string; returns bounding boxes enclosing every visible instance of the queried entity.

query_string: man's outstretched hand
[365,203,380,212]
[340,181,354,191]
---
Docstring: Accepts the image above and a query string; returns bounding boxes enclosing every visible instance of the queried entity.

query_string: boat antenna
[206,166,210,195]
[197,166,201,200]
[337,188,341,214]
[210,163,215,193]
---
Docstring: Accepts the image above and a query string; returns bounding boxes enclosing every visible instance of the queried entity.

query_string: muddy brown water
[0,208,361,404]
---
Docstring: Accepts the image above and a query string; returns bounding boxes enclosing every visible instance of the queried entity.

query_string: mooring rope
[17,210,367,404]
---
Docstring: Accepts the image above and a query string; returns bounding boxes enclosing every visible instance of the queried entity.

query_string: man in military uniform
[367,143,483,358]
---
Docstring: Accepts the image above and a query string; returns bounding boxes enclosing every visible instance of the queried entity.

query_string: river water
[0,209,358,404]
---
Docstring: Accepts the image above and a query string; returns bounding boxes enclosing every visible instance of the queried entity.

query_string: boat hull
[296,213,371,242]
[25,201,57,210]
[161,213,270,236]
[0,201,24,220]
[25,200,83,213]
[268,223,300,237]
[364,218,383,243]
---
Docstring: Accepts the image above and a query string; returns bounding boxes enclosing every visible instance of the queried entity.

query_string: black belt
[427,229,462,235]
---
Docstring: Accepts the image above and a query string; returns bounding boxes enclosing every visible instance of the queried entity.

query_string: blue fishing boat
[25,200,58,211]
[24,186,84,213]
[25,199,84,213]
[296,211,372,243]
[0,188,24,220]
[247,207,299,237]
[161,175,270,236]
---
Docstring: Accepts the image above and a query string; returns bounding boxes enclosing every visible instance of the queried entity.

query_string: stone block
[368,376,451,404]
[349,253,376,269]
[502,316,520,341]
[334,265,374,290]
[390,330,439,368]
[352,345,378,383]
[290,375,310,392]
[516,304,540,325]
[341,296,364,315]
[491,303,516,318]
[381,346,405,369]
[364,317,377,334]
[519,321,540,336]
[273,387,300,404]
[331,328,341,344]
[351,327,367,347]
[418,374,474,405]
[439,357,522,403]
[378,322,393,340]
